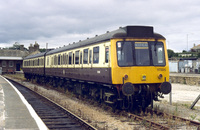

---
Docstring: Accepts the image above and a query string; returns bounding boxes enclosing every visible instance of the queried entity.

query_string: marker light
[158,74,163,79]
[124,74,128,80]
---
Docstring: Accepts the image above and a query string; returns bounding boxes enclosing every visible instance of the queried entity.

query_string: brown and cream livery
[23,26,171,111]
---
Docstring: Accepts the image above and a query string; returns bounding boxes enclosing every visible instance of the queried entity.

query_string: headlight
[141,74,146,81]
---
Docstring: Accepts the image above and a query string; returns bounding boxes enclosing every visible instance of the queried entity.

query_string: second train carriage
[23,26,171,111]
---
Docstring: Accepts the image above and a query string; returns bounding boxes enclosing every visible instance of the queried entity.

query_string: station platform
[0,75,47,130]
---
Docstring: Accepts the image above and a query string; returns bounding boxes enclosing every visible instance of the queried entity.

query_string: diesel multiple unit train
[23,26,171,111]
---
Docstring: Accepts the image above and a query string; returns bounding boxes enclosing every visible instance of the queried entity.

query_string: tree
[167,49,175,58]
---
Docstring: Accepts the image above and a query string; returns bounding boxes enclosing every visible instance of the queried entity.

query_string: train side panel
[45,41,112,84]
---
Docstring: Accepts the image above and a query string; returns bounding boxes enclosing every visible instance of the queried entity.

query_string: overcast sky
[0,0,200,52]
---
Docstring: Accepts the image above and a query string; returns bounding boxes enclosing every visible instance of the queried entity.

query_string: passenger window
[93,47,99,64]
[69,52,72,65]
[105,47,109,63]
[80,51,82,64]
[60,55,63,65]
[75,51,79,64]
[63,54,65,64]
[66,54,68,65]
[53,56,55,65]
[64,54,66,64]
[73,53,74,64]
[83,49,88,64]
[58,55,61,65]
[89,50,92,63]
[47,57,49,66]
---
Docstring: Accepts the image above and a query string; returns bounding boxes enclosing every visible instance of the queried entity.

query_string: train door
[16,63,20,71]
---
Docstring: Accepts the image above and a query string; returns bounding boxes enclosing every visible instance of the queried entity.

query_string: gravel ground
[162,83,200,106]
[156,83,200,122]
[1,76,200,129]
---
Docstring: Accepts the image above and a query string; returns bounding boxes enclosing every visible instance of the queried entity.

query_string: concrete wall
[170,73,200,86]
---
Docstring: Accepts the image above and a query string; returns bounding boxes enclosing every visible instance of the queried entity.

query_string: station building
[0,43,40,74]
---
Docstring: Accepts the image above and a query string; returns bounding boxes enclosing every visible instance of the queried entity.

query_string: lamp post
[187,33,194,52]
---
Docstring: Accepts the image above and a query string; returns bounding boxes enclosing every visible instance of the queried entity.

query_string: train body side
[23,53,46,78]
[45,41,112,84]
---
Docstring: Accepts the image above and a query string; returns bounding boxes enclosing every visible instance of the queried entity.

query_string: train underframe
[25,73,165,112]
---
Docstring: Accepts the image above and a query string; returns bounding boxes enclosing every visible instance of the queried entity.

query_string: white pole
[169,79,172,105]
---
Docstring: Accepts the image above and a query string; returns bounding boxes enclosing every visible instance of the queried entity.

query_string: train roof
[46,26,165,55]
[24,52,46,60]
[24,26,165,59]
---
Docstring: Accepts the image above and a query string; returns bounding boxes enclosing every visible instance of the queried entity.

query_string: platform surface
[0,75,47,130]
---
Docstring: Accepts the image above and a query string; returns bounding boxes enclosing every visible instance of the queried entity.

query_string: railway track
[124,107,200,130]
[8,79,97,130]
[146,108,200,129]
[127,113,170,130]
[5,76,200,129]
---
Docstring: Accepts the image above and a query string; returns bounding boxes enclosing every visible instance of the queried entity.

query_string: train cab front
[110,38,171,111]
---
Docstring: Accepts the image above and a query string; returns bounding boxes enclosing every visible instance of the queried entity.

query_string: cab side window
[105,47,109,63]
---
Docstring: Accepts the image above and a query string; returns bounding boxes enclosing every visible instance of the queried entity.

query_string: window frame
[9,61,14,67]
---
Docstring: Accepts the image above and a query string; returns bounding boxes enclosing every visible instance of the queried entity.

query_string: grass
[190,114,197,120]
[4,73,26,81]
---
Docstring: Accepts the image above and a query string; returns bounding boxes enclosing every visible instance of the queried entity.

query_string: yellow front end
[110,38,169,85]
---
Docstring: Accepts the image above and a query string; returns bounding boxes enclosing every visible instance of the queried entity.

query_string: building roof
[0,49,28,57]
[191,44,200,50]
[0,56,23,60]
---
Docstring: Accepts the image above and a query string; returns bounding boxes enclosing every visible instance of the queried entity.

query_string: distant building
[0,48,29,74]
[29,42,40,54]
[191,44,200,52]
[0,42,41,74]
